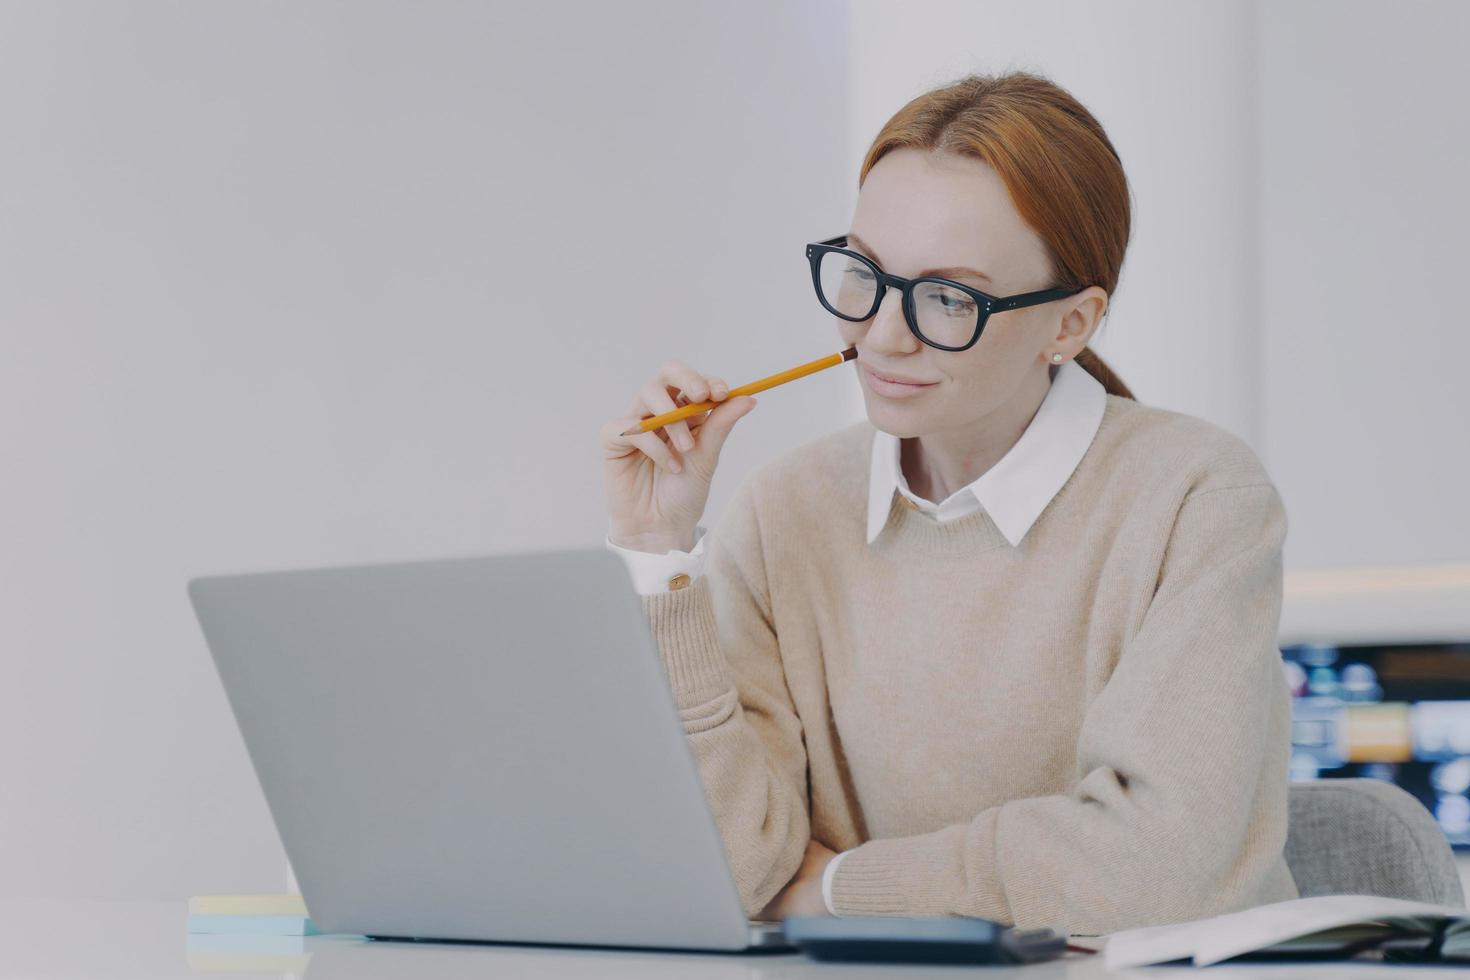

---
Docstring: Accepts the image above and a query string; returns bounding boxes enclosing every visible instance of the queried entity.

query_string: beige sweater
[637,394,1299,935]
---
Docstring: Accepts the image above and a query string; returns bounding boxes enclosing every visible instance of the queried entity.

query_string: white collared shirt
[865,358,1107,547]
[603,359,1108,913]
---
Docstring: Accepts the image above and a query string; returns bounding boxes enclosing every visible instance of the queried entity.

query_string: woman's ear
[1054,287,1109,352]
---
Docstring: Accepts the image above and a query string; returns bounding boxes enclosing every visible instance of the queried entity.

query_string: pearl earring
[1050,352,1063,364]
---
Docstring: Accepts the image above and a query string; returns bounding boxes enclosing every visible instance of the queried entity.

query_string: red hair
[859,70,1136,400]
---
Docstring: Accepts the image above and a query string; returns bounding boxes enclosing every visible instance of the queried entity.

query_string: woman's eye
[846,265,875,282]
[931,293,976,316]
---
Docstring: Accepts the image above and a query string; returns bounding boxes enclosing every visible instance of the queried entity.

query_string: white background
[1,0,1465,901]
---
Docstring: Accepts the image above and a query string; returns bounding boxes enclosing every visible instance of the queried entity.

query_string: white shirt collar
[865,359,1107,547]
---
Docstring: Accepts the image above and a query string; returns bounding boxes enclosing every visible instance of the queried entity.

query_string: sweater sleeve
[636,473,810,918]
[828,480,1297,935]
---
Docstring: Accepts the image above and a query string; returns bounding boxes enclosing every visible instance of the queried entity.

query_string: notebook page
[1103,918,1210,969]
[1105,894,1468,968]
[1192,895,1467,966]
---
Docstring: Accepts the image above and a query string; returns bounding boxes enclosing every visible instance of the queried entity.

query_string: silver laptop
[187,545,793,952]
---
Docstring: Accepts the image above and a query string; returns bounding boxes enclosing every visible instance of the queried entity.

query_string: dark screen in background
[1282,642,1470,849]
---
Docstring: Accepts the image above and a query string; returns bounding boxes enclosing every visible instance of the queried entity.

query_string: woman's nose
[866,289,921,353]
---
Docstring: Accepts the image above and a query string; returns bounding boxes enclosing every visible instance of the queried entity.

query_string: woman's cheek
[836,321,863,347]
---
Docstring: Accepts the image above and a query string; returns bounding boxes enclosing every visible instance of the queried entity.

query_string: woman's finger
[607,404,672,448]
[674,391,713,432]
[664,372,730,412]
[641,378,694,453]
[660,360,711,405]
[621,364,727,445]
[627,426,681,473]
[659,362,715,448]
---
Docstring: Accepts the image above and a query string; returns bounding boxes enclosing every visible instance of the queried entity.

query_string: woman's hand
[757,839,839,920]
[600,359,758,553]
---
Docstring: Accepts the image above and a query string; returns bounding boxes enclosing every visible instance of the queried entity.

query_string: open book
[1105,895,1470,968]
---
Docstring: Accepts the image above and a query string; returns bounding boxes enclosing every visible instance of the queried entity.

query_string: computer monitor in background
[1282,641,1470,849]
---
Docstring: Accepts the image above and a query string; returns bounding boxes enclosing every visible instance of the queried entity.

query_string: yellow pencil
[620,346,858,437]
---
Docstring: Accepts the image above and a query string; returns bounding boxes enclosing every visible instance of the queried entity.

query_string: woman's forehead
[853,151,1047,281]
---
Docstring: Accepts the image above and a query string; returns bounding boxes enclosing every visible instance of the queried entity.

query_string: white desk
[2,898,1464,979]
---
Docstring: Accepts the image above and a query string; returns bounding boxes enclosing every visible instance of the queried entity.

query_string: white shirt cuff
[604,525,708,595]
[821,849,847,916]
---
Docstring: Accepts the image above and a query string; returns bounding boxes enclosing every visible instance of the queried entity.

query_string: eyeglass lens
[815,250,981,348]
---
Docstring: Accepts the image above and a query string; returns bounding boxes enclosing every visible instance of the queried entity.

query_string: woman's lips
[863,364,937,398]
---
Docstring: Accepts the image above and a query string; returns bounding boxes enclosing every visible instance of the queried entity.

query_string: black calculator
[782,915,1067,965]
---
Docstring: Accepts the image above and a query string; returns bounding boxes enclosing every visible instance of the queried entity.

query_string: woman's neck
[901,363,1056,503]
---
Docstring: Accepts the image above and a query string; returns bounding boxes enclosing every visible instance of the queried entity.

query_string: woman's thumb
[695,395,757,457]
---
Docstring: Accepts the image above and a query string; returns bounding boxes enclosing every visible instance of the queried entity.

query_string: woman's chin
[864,400,929,437]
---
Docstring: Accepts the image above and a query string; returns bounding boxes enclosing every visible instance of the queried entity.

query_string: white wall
[0,0,850,901]
[846,0,1264,450]
[1260,0,1470,571]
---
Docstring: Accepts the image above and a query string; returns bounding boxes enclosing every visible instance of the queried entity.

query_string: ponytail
[1076,346,1135,400]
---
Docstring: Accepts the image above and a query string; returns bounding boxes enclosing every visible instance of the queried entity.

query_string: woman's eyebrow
[847,232,993,283]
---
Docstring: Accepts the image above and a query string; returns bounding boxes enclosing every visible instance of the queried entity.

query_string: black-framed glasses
[805,234,1078,352]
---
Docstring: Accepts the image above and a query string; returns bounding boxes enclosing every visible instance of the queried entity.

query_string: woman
[597,70,1297,935]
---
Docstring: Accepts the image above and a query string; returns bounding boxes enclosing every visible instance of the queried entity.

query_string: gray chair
[1285,778,1465,906]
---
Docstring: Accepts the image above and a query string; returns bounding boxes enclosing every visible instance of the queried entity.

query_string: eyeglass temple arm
[990,287,1078,312]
